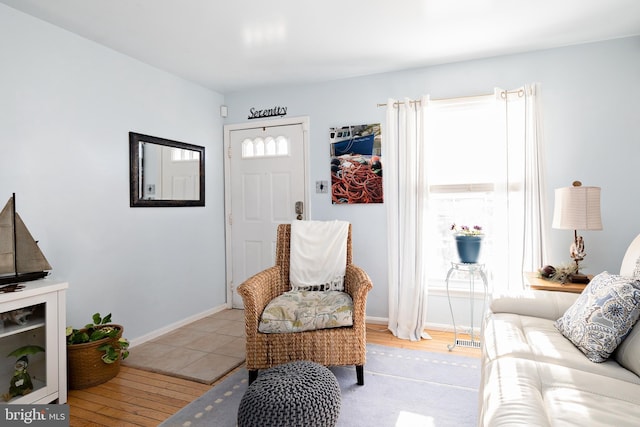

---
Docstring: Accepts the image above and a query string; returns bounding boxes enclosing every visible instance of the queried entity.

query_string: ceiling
[2,0,640,94]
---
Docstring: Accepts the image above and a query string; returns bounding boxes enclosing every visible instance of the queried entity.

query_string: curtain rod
[376,88,526,107]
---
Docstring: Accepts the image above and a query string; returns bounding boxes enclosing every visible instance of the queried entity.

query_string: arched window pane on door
[241,135,291,158]
[265,137,276,155]
[171,147,200,161]
[254,138,265,156]
[276,136,289,155]
[242,139,254,157]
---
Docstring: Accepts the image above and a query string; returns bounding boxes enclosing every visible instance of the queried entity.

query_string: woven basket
[67,324,123,390]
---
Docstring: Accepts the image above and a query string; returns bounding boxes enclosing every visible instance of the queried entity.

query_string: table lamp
[552,181,602,282]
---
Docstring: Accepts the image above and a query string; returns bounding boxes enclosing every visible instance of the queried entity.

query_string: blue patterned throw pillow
[555,271,640,362]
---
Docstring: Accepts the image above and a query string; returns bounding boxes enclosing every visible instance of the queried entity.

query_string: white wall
[0,4,227,340]
[224,36,640,326]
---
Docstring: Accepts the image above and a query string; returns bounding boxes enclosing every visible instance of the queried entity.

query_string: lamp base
[568,273,590,284]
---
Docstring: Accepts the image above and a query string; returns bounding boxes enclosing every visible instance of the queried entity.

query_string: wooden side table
[524,272,588,294]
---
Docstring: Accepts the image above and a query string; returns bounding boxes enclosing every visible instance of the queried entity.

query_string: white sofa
[479,235,640,426]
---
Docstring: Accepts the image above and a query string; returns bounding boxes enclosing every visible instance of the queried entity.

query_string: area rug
[160,344,480,427]
[123,311,246,384]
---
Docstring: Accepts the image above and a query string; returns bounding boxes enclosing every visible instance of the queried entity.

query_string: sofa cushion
[555,271,640,362]
[490,289,579,321]
[615,321,640,377]
[479,357,640,427]
[258,290,353,333]
[483,313,640,383]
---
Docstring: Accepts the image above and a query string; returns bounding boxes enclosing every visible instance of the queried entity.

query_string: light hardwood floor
[68,324,480,426]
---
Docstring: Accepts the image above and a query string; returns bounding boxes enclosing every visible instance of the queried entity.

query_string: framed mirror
[129,132,205,207]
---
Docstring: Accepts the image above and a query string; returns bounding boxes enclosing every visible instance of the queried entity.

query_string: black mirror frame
[129,132,205,207]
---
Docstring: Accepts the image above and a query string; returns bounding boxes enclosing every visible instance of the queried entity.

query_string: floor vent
[455,338,481,349]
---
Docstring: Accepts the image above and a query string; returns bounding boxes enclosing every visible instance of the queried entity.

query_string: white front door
[224,118,308,308]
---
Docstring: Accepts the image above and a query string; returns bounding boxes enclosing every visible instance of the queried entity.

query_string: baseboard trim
[366,316,387,325]
[129,303,228,348]
[366,317,478,335]
[426,321,481,334]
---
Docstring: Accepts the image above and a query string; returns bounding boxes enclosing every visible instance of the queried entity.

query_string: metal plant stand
[446,262,488,350]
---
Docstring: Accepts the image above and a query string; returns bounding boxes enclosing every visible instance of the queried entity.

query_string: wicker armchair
[237,223,373,385]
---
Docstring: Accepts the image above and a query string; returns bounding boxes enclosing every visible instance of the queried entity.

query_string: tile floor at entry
[123,308,245,384]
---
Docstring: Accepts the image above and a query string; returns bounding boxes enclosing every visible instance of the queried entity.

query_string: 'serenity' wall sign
[248,106,287,120]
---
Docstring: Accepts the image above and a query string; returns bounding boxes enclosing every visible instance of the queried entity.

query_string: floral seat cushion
[258,290,353,333]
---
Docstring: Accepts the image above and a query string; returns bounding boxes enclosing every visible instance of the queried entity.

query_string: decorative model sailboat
[0,194,51,286]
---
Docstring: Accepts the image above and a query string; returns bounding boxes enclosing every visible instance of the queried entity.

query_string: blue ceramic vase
[455,235,483,263]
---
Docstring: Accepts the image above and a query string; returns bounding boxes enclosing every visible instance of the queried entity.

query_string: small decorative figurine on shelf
[538,263,581,284]
[0,306,35,326]
[2,345,44,401]
[539,265,557,278]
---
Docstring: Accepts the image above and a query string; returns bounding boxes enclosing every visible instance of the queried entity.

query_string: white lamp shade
[552,185,602,230]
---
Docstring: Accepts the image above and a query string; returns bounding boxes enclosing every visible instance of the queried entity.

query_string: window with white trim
[424,94,524,290]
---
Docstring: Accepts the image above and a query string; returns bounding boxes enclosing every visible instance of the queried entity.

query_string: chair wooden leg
[249,369,258,385]
[356,365,364,385]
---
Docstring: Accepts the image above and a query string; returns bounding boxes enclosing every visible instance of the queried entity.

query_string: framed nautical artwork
[329,123,382,204]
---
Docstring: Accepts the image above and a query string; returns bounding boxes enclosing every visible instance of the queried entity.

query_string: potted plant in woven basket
[66,313,130,390]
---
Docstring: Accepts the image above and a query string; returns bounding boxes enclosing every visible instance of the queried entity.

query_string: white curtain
[521,83,549,275]
[385,97,432,341]
[500,83,549,290]
[384,84,548,337]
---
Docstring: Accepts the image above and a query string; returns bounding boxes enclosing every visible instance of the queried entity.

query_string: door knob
[295,201,303,220]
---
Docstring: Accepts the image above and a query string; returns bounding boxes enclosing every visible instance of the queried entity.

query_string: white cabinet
[0,279,68,404]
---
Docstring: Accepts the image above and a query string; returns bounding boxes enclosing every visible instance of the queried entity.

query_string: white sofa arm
[489,290,580,321]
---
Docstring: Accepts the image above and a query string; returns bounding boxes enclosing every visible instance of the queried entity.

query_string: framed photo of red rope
[329,123,382,204]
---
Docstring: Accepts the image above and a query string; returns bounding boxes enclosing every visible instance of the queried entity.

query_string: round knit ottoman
[237,361,341,427]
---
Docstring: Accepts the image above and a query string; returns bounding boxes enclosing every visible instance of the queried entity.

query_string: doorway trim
[223,116,311,308]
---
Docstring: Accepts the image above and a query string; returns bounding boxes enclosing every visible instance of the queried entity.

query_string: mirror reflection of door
[140,143,200,200]
[161,146,200,200]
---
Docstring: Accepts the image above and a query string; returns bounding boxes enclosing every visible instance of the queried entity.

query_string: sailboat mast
[11,193,17,278]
